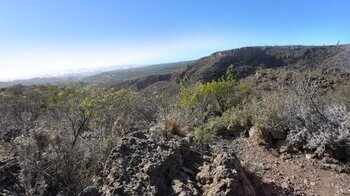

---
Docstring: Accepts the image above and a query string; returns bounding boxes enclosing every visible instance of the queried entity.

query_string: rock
[248,126,257,138]
[226,124,245,137]
[270,149,280,157]
[333,145,348,161]
[249,127,258,141]
[269,131,287,140]
[184,133,195,146]
[279,145,294,154]
[181,167,195,176]
[196,151,256,196]
[322,156,338,164]
[95,131,197,195]
[305,154,313,159]
[314,145,327,158]
[281,181,290,189]
[196,164,212,184]
[280,153,292,160]
[279,146,288,154]
[172,180,188,195]
[321,164,332,170]
[89,131,259,196]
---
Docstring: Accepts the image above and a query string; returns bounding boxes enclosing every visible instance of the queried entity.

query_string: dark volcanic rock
[93,131,259,196]
[196,151,256,196]
[97,132,191,195]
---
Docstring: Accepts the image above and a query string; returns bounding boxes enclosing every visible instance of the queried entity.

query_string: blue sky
[0,0,349,81]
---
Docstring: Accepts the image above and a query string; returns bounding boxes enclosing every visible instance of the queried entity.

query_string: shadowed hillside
[83,61,191,84]
[173,45,350,84]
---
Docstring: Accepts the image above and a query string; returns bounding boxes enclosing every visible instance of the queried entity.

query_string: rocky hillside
[173,45,350,84]
[78,131,287,196]
[0,44,349,196]
[113,45,350,93]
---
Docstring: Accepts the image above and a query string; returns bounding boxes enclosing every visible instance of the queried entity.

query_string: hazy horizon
[1,0,350,81]
[0,61,189,82]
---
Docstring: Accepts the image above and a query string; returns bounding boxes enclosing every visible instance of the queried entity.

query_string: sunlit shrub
[179,65,252,116]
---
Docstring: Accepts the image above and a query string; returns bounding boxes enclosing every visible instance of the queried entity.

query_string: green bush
[193,114,230,146]
[179,65,251,115]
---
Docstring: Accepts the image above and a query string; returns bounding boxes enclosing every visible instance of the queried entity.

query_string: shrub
[151,104,195,140]
[218,106,253,131]
[179,65,252,116]
[247,74,350,153]
[194,126,213,149]
[164,117,188,137]
[193,115,229,146]
[222,91,289,143]
[2,83,159,195]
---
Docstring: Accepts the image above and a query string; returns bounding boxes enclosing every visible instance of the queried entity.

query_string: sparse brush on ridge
[1,45,350,195]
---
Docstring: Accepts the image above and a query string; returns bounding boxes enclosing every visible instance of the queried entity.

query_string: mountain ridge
[0,61,191,87]
[1,44,349,89]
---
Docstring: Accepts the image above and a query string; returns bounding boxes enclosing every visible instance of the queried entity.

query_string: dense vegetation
[0,84,158,195]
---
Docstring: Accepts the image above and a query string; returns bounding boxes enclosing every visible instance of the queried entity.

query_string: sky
[0,0,350,81]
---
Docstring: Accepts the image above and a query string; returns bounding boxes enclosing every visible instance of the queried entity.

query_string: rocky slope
[78,131,280,196]
[173,45,350,84]
[228,137,350,195]
[113,44,350,94]
[3,130,349,196]
[1,44,349,196]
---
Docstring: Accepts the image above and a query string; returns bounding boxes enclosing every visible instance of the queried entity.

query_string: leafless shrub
[263,74,350,154]
[244,73,350,152]
[150,106,194,141]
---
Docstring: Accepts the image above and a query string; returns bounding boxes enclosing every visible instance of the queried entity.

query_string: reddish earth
[212,137,350,196]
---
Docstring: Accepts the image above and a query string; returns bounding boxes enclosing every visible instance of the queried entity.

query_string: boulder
[279,145,295,154]
[196,151,256,196]
[269,131,287,140]
[96,131,194,195]
[332,145,348,161]
[226,124,246,137]
[91,131,259,196]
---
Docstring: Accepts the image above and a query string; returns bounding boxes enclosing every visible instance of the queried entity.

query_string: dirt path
[212,137,350,196]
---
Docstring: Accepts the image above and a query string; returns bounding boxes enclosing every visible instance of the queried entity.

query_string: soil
[211,136,350,196]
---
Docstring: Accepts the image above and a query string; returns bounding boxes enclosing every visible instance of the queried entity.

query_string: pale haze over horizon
[1,0,350,81]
